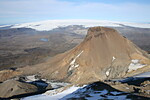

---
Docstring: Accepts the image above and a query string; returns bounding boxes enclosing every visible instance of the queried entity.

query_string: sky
[0,0,150,25]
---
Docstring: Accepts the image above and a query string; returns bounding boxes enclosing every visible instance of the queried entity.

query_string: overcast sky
[0,0,150,24]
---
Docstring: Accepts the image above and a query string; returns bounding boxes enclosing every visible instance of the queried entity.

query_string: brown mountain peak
[85,26,117,41]
[19,27,150,85]
[88,26,116,33]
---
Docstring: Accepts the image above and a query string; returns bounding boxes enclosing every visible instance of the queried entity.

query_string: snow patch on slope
[105,56,116,77]
[26,75,38,82]
[112,56,116,62]
[106,68,111,77]
[128,59,146,72]
[69,51,83,71]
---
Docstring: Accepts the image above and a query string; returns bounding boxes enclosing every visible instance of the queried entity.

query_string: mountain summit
[20,27,150,84]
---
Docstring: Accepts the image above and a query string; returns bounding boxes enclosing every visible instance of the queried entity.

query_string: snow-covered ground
[21,82,136,100]
[61,87,127,100]
[20,73,150,100]
[1,19,150,31]
[22,86,82,100]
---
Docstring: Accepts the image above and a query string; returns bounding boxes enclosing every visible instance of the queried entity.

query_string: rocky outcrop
[106,79,150,97]
[0,69,22,82]
[19,27,150,85]
[0,80,38,98]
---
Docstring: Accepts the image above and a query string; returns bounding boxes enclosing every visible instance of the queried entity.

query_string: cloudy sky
[0,0,150,25]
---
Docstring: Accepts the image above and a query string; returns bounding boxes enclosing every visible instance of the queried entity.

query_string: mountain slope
[19,27,149,85]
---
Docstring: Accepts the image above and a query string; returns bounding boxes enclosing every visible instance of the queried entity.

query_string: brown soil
[0,69,22,82]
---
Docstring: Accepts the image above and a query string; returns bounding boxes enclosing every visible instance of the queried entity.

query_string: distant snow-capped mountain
[1,19,150,31]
